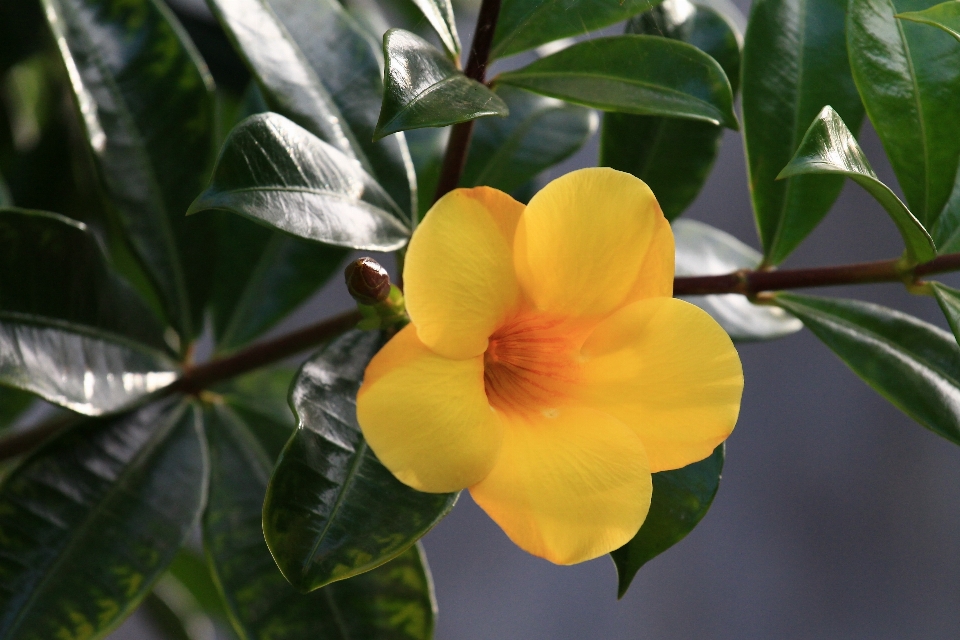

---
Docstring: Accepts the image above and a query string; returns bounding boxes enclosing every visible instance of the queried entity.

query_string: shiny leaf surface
[461,86,597,194]
[496,36,738,129]
[600,0,742,220]
[930,282,960,347]
[674,219,802,341]
[741,0,864,264]
[41,0,218,340]
[263,330,458,592]
[0,399,207,639]
[776,293,960,445]
[189,113,410,251]
[204,404,437,639]
[848,0,960,228]
[409,0,461,56]
[778,106,936,263]
[491,0,661,59]
[611,445,724,598]
[376,29,508,140]
[898,1,960,40]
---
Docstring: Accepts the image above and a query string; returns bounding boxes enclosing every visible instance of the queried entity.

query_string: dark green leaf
[41,0,218,341]
[496,35,738,129]
[217,366,298,459]
[0,398,207,639]
[0,387,34,430]
[189,113,410,251]
[0,170,11,207]
[848,0,960,228]
[165,549,230,622]
[461,85,596,194]
[674,219,802,341]
[930,282,960,347]
[376,29,508,140]
[898,1,960,40]
[266,0,418,216]
[409,0,461,56]
[611,444,724,598]
[778,106,936,263]
[264,330,458,592]
[600,0,742,220]
[405,127,449,220]
[203,404,437,639]
[932,171,960,252]
[775,293,960,446]
[741,0,864,264]
[141,593,194,640]
[491,0,662,59]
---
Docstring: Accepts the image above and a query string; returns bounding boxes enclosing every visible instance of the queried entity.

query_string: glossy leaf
[491,0,661,59]
[496,35,738,129]
[264,330,458,592]
[898,1,960,40]
[189,113,409,251]
[778,106,936,263]
[376,29,508,140]
[930,282,960,347]
[611,445,724,598]
[41,0,218,340]
[266,0,418,216]
[217,366,298,458]
[410,0,461,56]
[0,398,207,639]
[461,86,597,194]
[775,293,960,445]
[600,0,742,220]
[741,0,864,265]
[848,0,960,228]
[203,404,437,639]
[674,219,802,341]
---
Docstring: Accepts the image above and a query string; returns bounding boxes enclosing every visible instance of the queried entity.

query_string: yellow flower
[357,168,743,565]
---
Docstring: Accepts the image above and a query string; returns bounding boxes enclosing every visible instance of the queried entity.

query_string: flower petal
[514,168,671,318]
[357,325,505,492]
[469,406,652,565]
[579,297,743,472]
[404,187,524,359]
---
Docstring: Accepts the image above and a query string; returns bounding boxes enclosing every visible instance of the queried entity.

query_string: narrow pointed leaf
[189,113,409,251]
[898,1,960,40]
[263,330,458,592]
[930,282,960,347]
[775,293,960,446]
[496,36,738,129]
[848,0,960,228]
[376,29,508,140]
[611,445,724,598]
[41,0,218,339]
[742,0,864,264]
[777,106,936,263]
[204,404,437,639]
[410,0,461,56]
[0,399,207,639]
[601,0,742,220]
[461,85,597,194]
[491,0,662,59]
[674,219,802,341]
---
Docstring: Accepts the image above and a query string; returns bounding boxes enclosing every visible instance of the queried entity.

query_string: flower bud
[345,257,391,305]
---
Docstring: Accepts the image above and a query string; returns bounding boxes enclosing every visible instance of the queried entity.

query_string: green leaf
[0,398,207,639]
[263,330,458,592]
[0,387,34,430]
[741,0,864,265]
[409,0,461,57]
[217,366,298,458]
[495,35,738,129]
[461,85,597,194]
[929,282,960,347]
[0,170,11,207]
[775,293,960,446]
[376,29,508,140]
[848,0,960,228]
[203,403,438,639]
[165,549,230,622]
[189,113,410,251]
[41,0,218,341]
[600,0,742,220]
[898,1,960,40]
[404,128,449,220]
[611,444,724,599]
[777,106,936,263]
[674,219,802,341]
[491,0,662,59]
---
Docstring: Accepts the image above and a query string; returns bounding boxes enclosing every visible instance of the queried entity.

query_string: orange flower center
[483,314,582,418]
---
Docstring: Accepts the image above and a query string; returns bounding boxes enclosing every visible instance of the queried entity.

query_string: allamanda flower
[357,168,744,565]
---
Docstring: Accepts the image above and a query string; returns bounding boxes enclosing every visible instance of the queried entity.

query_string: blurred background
[96,0,960,636]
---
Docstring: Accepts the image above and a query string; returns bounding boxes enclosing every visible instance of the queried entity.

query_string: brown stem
[432,0,502,202]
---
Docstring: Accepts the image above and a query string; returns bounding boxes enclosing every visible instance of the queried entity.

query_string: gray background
[116,0,960,637]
